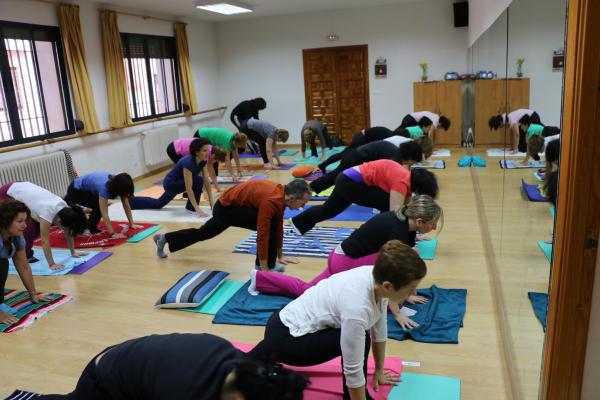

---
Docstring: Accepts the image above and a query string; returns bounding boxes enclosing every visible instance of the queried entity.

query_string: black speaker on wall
[453,2,468,27]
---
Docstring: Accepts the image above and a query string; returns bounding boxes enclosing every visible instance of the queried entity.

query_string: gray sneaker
[153,234,168,258]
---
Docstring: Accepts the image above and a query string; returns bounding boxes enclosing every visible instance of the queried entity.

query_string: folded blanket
[1,289,72,333]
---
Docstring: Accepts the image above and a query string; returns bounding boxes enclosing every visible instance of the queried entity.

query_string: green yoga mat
[180,281,245,315]
[281,150,299,156]
[416,238,438,260]
[127,225,162,243]
[388,372,461,400]
[538,240,553,262]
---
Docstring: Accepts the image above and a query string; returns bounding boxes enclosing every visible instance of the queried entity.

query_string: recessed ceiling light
[195,1,253,15]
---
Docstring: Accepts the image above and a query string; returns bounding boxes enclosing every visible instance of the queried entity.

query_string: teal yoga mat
[538,240,552,262]
[180,281,246,315]
[416,238,438,260]
[550,207,555,218]
[127,225,162,243]
[281,150,299,156]
[294,146,345,164]
[388,372,461,400]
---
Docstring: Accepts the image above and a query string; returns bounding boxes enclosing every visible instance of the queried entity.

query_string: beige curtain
[174,22,198,114]
[100,9,131,128]
[58,4,100,133]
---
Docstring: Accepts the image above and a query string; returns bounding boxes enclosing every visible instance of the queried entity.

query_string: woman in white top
[398,111,451,142]
[0,182,87,270]
[248,240,427,400]
[488,109,542,152]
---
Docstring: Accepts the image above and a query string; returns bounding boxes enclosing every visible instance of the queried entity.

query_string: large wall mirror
[469,0,567,398]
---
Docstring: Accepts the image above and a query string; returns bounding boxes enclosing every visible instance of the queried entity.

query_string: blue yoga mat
[501,159,545,169]
[388,372,461,400]
[387,285,467,344]
[284,204,376,221]
[416,238,437,260]
[522,179,548,202]
[8,248,104,276]
[537,240,553,262]
[528,292,548,330]
[294,146,346,165]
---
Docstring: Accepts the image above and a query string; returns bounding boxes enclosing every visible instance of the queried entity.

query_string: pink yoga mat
[233,342,402,400]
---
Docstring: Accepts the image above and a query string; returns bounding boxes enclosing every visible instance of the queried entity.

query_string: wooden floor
[1,148,550,399]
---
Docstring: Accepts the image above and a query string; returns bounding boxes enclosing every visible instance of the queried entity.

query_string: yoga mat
[412,160,445,169]
[239,149,287,159]
[431,149,451,157]
[127,224,162,242]
[8,248,107,276]
[294,146,346,164]
[109,203,212,223]
[0,289,72,333]
[217,174,268,184]
[303,169,323,181]
[388,372,461,400]
[5,390,41,399]
[387,285,467,344]
[219,163,295,171]
[68,252,112,274]
[528,292,548,330]
[281,149,299,156]
[234,226,354,258]
[534,171,544,182]
[522,179,549,202]
[486,148,526,157]
[537,240,553,262]
[500,159,545,169]
[312,186,335,201]
[180,280,246,315]
[416,238,438,260]
[231,342,401,400]
[33,222,159,249]
[284,204,375,221]
[550,206,555,218]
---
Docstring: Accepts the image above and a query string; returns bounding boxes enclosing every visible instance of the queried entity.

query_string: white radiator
[0,151,74,197]
[141,126,180,167]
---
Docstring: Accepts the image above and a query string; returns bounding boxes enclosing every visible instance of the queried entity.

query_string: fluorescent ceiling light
[195,1,253,15]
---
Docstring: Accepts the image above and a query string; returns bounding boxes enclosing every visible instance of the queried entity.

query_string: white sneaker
[248,269,259,296]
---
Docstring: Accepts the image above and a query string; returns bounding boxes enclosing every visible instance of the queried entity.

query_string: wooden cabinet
[474,78,530,146]
[413,81,462,146]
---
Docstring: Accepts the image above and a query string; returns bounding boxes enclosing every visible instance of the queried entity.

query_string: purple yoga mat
[276,163,295,170]
[239,150,286,159]
[68,252,113,274]
[303,170,324,181]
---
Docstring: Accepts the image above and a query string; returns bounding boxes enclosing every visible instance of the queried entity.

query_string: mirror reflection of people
[519,124,560,166]
[19,333,308,400]
[488,109,542,153]
[397,111,451,142]
[300,120,333,161]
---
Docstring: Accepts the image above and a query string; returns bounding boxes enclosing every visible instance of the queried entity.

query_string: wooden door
[507,78,530,113]
[413,82,438,113]
[436,81,462,146]
[303,45,370,144]
[475,80,506,146]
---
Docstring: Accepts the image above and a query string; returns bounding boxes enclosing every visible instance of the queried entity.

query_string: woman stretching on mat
[166,138,227,192]
[488,109,542,153]
[252,195,442,330]
[518,123,560,166]
[0,182,87,270]
[249,240,426,400]
[0,199,53,325]
[301,120,333,161]
[310,139,428,194]
[398,111,450,143]
[64,172,140,238]
[194,127,247,179]
[240,118,289,169]
[129,138,214,217]
[290,159,439,235]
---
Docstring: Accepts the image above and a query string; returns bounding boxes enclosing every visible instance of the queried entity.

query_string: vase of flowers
[516,58,525,78]
[420,63,428,81]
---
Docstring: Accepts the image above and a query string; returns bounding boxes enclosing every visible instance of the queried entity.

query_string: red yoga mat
[33,221,158,249]
[232,342,402,400]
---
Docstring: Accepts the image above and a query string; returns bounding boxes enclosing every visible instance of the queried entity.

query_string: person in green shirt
[194,127,247,178]
[518,122,560,165]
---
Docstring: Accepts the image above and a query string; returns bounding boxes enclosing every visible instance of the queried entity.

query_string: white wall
[214,1,468,143]
[582,237,600,399]
[0,0,222,177]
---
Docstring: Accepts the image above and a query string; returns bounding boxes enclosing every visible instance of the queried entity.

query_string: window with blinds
[0,21,75,148]
[121,33,182,122]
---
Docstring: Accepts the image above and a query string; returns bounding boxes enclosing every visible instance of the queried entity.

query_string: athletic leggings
[166,143,181,164]
[64,183,104,232]
[310,147,365,194]
[37,356,112,399]
[248,311,373,400]
[164,200,279,268]
[0,182,38,258]
[128,175,203,212]
[240,122,269,164]
[318,132,369,171]
[292,174,389,234]
[256,249,378,297]
[0,258,8,305]
[398,114,418,130]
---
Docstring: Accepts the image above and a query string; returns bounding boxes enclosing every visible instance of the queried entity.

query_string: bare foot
[0,310,18,325]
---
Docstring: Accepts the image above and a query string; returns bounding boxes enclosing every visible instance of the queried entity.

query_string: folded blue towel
[457,156,472,167]
[528,292,548,330]
[284,204,375,221]
[471,155,487,167]
[522,179,549,202]
[537,240,553,262]
[416,238,438,260]
[387,285,467,344]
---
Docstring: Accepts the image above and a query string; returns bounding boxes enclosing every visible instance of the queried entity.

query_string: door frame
[302,44,371,141]
[541,0,600,398]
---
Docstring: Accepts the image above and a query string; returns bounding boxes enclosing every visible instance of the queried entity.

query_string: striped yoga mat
[234,226,354,258]
[0,289,72,333]
[155,270,230,308]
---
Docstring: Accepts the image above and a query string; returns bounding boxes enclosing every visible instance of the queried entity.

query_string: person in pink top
[290,159,439,235]
[167,138,227,192]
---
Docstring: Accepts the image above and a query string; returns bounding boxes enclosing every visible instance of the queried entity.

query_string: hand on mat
[278,256,299,265]
[395,313,419,330]
[111,232,127,239]
[406,295,428,304]
[49,263,65,271]
[373,368,401,391]
[196,209,209,218]
[129,224,144,230]
[30,293,53,303]
[0,310,19,325]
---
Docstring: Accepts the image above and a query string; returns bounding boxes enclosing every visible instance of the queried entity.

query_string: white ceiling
[86,0,441,22]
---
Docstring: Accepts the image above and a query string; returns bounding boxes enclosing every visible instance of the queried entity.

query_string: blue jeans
[129,175,204,211]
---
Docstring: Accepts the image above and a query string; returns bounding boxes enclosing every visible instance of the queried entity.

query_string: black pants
[240,122,269,164]
[307,126,334,158]
[310,148,364,194]
[292,174,389,234]
[38,357,111,400]
[398,114,418,130]
[166,142,181,164]
[64,183,102,232]
[165,201,279,267]
[319,132,368,171]
[248,311,372,400]
[1,258,8,305]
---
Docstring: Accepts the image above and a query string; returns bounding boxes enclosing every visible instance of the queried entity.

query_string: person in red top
[153,179,311,271]
[291,159,439,235]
